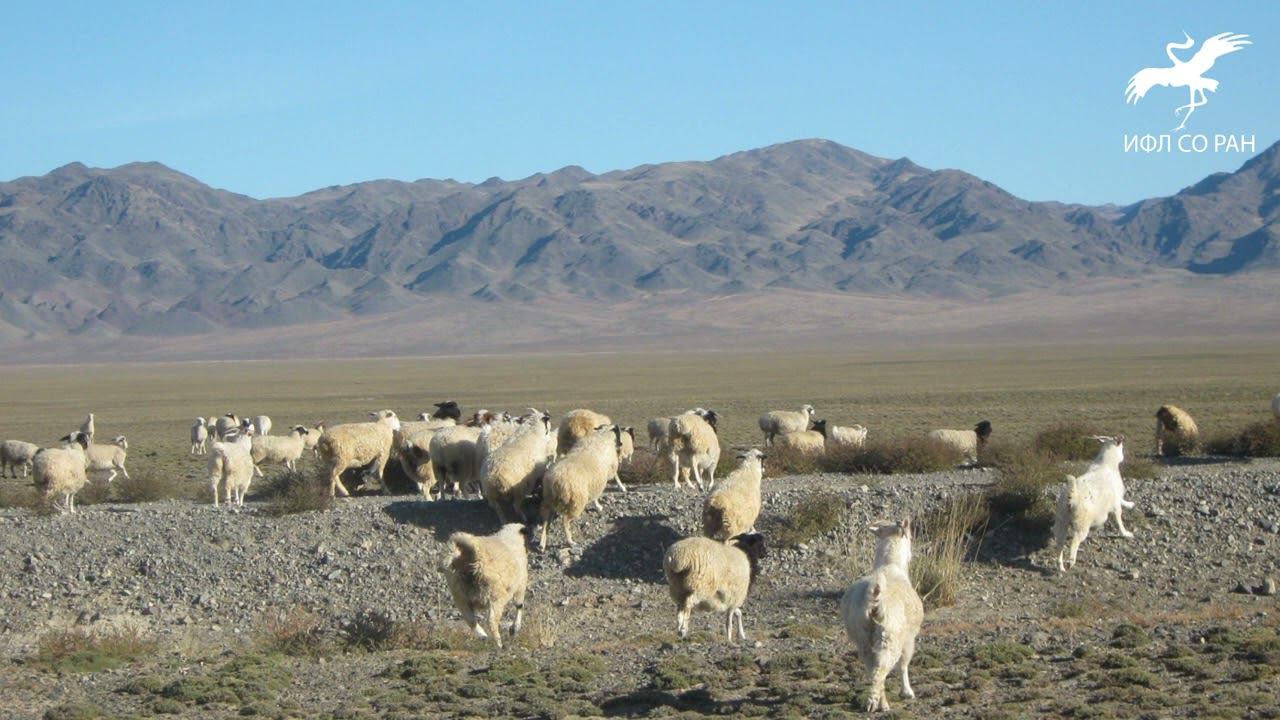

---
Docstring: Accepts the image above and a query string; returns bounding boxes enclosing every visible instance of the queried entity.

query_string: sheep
[480,410,554,522]
[1052,435,1134,573]
[701,449,767,540]
[316,410,401,497]
[662,533,767,642]
[538,425,626,551]
[396,420,456,499]
[205,416,219,442]
[827,423,868,450]
[774,420,827,456]
[251,425,310,472]
[646,416,673,451]
[32,432,91,513]
[303,422,325,457]
[207,427,256,507]
[430,400,462,422]
[430,425,484,497]
[443,523,529,648]
[667,409,721,491]
[1154,405,1200,457]
[191,417,209,454]
[927,420,993,464]
[840,520,924,713]
[79,413,95,442]
[85,435,130,484]
[1,439,40,478]
[214,414,240,441]
[758,404,815,446]
[618,426,635,467]
[557,408,612,456]
[249,415,272,436]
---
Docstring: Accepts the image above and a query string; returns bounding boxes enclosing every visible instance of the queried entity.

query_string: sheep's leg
[252,464,264,479]
[562,516,575,547]
[1112,507,1134,538]
[1120,498,1135,510]
[898,638,917,699]
[539,514,551,552]
[104,469,117,484]
[691,463,705,492]
[733,608,747,642]
[1056,545,1067,573]
[330,467,351,498]
[725,610,734,642]
[669,452,682,489]
[592,499,603,512]
[486,602,505,649]
[676,601,692,638]
[1067,536,1083,569]
[510,588,525,638]
[613,475,628,493]
[867,664,892,712]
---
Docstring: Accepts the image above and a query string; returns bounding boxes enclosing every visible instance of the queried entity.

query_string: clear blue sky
[1,2,1275,204]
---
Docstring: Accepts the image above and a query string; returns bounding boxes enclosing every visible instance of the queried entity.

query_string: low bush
[911,492,989,609]
[30,626,156,673]
[821,437,963,475]
[984,444,1061,530]
[1205,422,1280,458]
[760,490,845,548]
[258,470,333,516]
[1031,422,1107,461]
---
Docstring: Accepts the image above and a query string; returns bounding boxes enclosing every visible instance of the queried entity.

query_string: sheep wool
[1154,405,1200,457]
[663,533,766,642]
[1,439,40,478]
[33,433,91,514]
[539,426,625,551]
[702,449,767,540]
[557,408,612,456]
[303,422,325,457]
[1052,436,1134,572]
[215,414,240,441]
[758,405,815,446]
[927,420,993,464]
[443,523,529,648]
[208,428,256,507]
[317,410,401,497]
[480,411,553,522]
[191,418,209,454]
[251,426,310,472]
[397,424,452,499]
[667,409,721,491]
[775,420,826,456]
[430,425,484,497]
[827,423,868,450]
[85,436,130,484]
[646,416,673,451]
[840,520,924,713]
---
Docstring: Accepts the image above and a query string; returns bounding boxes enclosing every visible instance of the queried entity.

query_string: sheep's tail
[448,532,484,583]
[866,572,886,624]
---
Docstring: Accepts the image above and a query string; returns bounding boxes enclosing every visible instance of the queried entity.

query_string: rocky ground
[1,457,1277,719]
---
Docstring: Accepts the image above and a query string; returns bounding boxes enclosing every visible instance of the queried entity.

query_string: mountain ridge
[1,138,1277,360]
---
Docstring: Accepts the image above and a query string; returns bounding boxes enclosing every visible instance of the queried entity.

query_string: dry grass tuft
[821,437,963,475]
[618,448,670,486]
[1030,422,1107,461]
[984,443,1062,530]
[1205,421,1280,458]
[258,470,333,516]
[259,608,328,656]
[761,490,846,548]
[911,492,989,609]
[30,626,156,673]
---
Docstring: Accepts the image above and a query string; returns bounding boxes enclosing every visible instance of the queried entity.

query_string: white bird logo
[1125,32,1251,131]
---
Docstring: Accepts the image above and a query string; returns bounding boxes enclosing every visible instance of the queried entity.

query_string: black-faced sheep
[663,533,766,642]
[928,420,992,464]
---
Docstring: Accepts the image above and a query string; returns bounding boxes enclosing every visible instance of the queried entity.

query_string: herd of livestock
[3,394,1278,712]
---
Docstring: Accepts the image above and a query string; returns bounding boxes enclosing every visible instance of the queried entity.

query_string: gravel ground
[1,457,1278,719]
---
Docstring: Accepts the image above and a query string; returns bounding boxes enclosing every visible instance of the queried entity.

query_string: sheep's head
[1155,406,1180,431]
[730,532,767,587]
[811,419,828,438]
[432,400,461,421]
[802,404,815,417]
[60,432,90,450]
[112,435,127,449]
[736,448,766,464]
[870,519,913,570]
[1090,435,1125,464]
[370,410,401,432]
[291,425,309,437]
[699,409,719,432]
[975,420,993,442]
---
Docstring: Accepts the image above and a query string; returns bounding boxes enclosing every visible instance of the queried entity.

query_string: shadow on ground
[567,514,682,583]
[382,498,501,541]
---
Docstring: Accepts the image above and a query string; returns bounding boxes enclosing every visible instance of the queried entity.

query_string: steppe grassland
[0,339,1275,491]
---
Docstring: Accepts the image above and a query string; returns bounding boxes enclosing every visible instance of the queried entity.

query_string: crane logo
[1125,32,1250,131]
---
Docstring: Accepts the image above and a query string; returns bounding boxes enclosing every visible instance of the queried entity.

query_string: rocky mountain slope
[0,139,1276,358]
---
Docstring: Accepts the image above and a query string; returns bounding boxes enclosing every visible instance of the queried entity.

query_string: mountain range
[1,139,1277,361]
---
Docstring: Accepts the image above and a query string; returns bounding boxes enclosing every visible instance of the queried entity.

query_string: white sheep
[662,533,767,642]
[251,425,310,472]
[702,449,766,540]
[927,420,993,464]
[85,435,130,484]
[79,413,95,442]
[32,433,91,513]
[214,414,240,441]
[774,421,827,456]
[249,415,273,436]
[303,422,325,457]
[840,520,924,713]
[1,439,40,478]
[207,427,256,507]
[758,404,815,446]
[316,410,401,497]
[538,425,625,551]
[430,425,484,497]
[480,410,553,522]
[668,409,721,491]
[827,423,868,450]
[1154,405,1200,457]
[443,523,529,648]
[646,416,673,451]
[191,417,209,454]
[557,408,613,456]
[1052,435,1134,573]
